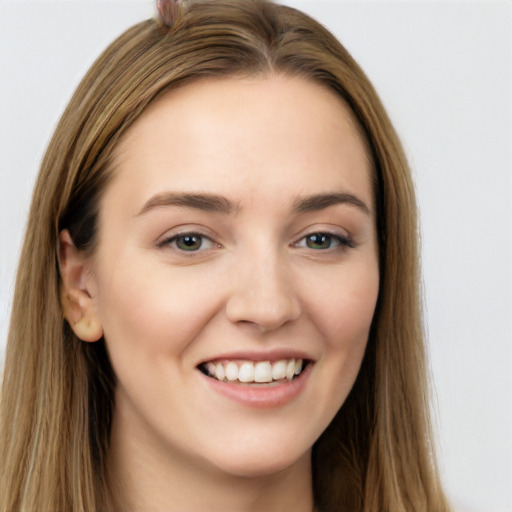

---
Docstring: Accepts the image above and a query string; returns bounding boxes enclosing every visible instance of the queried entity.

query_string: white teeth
[286,360,296,381]
[272,360,287,380]
[238,362,255,383]
[203,358,306,384]
[206,362,216,376]
[225,361,239,381]
[254,361,273,383]
[215,363,225,382]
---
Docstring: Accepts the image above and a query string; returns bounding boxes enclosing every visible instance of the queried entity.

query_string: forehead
[107,75,374,214]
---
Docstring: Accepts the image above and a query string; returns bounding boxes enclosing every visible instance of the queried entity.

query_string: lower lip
[198,363,312,409]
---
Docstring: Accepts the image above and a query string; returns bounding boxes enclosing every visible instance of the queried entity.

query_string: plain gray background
[1,1,511,511]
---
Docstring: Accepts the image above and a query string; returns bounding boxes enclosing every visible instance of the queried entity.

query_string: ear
[58,230,103,342]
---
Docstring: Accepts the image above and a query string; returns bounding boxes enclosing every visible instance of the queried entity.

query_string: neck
[107,412,315,512]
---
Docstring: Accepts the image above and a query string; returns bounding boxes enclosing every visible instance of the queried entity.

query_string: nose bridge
[225,242,301,331]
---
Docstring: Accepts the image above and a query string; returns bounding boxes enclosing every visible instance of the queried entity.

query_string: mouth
[198,358,311,385]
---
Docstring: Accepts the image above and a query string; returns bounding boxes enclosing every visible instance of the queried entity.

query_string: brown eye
[158,232,220,253]
[158,231,219,254]
[175,234,204,251]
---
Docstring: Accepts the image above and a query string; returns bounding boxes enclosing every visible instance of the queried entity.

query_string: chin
[203,443,312,480]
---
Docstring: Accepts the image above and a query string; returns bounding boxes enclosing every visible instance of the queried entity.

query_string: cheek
[93,255,224,356]
[92,261,194,350]
[310,262,379,351]
[294,261,379,432]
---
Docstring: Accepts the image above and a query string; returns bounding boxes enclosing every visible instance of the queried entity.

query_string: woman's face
[85,76,379,478]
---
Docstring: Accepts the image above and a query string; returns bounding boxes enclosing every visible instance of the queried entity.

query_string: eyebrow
[293,192,371,216]
[137,191,370,217]
[137,192,237,216]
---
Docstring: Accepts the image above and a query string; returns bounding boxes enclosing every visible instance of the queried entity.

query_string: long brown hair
[0,1,450,510]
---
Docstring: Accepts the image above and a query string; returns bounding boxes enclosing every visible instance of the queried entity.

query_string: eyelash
[157,232,219,252]
[158,230,354,253]
[292,232,355,251]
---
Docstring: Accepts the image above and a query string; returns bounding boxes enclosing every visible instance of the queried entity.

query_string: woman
[0,1,451,510]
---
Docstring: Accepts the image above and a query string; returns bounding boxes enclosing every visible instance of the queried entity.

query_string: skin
[60,75,379,512]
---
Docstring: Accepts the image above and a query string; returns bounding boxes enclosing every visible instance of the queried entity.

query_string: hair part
[1,1,450,511]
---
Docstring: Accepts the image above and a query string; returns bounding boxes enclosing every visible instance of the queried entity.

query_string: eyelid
[291,225,354,248]
[155,224,355,254]
[293,234,354,251]
[156,226,221,251]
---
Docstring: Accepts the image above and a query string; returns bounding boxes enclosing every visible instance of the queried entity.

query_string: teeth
[225,361,238,381]
[238,362,255,383]
[286,360,295,381]
[271,360,287,380]
[203,358,305,384]
[254,361,272,383]
[215,363,225,382]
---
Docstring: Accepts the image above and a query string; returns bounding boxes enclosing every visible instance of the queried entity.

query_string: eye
[294,232,353,250]
[159,232,217,252]
[175,234,204,251]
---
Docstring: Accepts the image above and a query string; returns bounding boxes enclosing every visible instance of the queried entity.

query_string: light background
[0,1,510,511]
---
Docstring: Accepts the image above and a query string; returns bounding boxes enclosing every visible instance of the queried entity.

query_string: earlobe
[71,316,104,343]
[59,230,103,342]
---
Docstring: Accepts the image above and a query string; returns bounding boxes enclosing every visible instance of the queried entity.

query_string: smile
[199,358,307,384]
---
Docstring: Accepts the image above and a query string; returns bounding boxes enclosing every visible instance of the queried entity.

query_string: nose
[225,249,301,333]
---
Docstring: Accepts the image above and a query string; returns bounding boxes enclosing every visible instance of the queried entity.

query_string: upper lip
[197,348,316,366]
